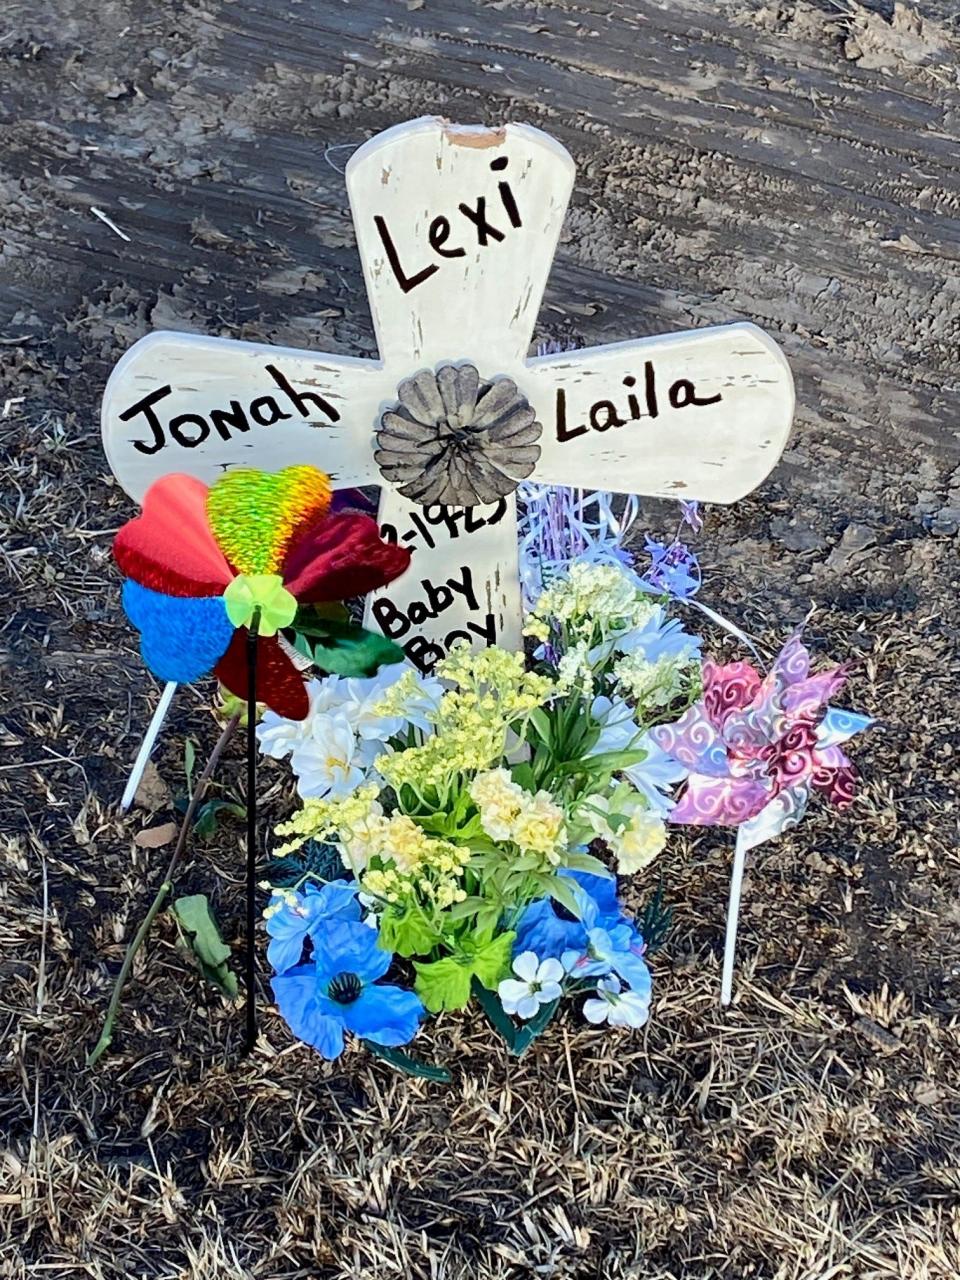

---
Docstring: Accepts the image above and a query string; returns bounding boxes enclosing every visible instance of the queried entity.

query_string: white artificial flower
[588,696,686,818]
[498,951,565,1020]
[350,662,445,738]
[583,975,650,1028]
[256,676,344,760]
[288,711,367,800]
[583,789,667,876]
[470,768,525,840]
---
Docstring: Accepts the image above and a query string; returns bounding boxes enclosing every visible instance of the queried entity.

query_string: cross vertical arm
[345,117,576,372]
[363,491,522,671]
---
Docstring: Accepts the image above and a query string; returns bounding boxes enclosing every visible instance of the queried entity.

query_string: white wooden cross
[103,116,794,681]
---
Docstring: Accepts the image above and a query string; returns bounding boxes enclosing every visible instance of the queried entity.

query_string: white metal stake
[720,826,749,1007]
[120,680,177,812]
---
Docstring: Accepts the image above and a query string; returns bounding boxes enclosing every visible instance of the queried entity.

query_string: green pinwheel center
[223,573,297,636]
[327,972,363,1005]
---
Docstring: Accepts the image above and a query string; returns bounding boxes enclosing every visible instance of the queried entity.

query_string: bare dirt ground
[2,1,959,1277]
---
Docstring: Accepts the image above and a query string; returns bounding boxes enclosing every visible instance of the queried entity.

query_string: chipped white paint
[101,116,795,672]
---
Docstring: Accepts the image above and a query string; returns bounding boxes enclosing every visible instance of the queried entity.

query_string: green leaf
[291,602,351,635]
[363,1041,451,1082]
[378,904,440,957]
[474,903,502,938]
[512,998,561,1057]
[293,618,405,677]
[184,739,196,798]
[413,956,474,1012]
[527,707,552,745]
[562,850,611,877]
[639,880,673,955]
[444,895,487,922]
[546,874,586,920]
[510,762,536,794]
[558,748,650,777]
[471,977,517,1051]
[467,930,516,991]
[170,895,238,997]
[193,797,246,839]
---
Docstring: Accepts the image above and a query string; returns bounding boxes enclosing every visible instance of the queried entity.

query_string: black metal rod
[244,612,260,1054]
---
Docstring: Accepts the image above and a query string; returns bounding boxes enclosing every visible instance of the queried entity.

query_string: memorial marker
[103,115,795,678]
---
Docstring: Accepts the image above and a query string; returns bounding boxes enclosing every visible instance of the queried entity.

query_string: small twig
[36,849,49,1016]
[90,206,131,242]
[87,711,241,1066]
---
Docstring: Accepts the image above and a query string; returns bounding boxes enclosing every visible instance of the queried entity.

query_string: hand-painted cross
[102,116,795,673]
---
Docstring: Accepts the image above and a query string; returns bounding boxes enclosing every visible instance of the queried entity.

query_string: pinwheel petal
[282,512,412,603]
[122,580,234,683]
[702,659,762,730]
[214,630,309,719]
[781,667,849,720]
[772,631,811,685]
[812,763,858,808]
[650,703,729,776]
[114,474,233,597]
[738,782,811,852]
[817,708,873,748]
[669,773,771,826]
[206,466,331,575]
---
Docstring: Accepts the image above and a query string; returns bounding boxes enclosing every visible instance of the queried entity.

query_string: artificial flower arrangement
[95,461,870,1074]
[255,525,870,1070]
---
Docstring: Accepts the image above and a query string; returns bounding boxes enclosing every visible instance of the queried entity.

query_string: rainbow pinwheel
[114,465,411,720]
[651,632,872,852]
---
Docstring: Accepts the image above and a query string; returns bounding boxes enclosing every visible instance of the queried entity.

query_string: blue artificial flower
[640,537,701,599]
[563,922,652,998]
[266,879,360,974]
[514,870,625,962]
[678,500,703,534]
[271,918,424,1059]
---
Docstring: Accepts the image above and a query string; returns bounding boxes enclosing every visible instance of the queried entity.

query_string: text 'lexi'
[375,156,522,295]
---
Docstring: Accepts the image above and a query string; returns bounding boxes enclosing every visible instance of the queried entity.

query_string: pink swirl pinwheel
[650,633,872,851]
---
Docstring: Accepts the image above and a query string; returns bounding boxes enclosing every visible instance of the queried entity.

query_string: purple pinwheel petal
[781,667,849,721]
[812,743,852,772]
[650,704,730,776]
[772,632,811,685]
[722,671,789,754]
[669,773,772,826]
[738,782,812,852]
[679,500,703,534]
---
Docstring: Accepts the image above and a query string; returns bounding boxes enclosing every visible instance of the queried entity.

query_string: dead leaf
[133,760,171,812]
[134,822,178,849]
[913,1080,941,1106]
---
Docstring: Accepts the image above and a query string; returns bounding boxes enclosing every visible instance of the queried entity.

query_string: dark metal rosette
[375,364,543,508]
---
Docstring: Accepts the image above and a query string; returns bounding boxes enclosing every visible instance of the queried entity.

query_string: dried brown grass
[1,408,959,1278]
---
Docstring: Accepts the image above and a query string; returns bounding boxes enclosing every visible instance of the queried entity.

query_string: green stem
[87,710,242,1067]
